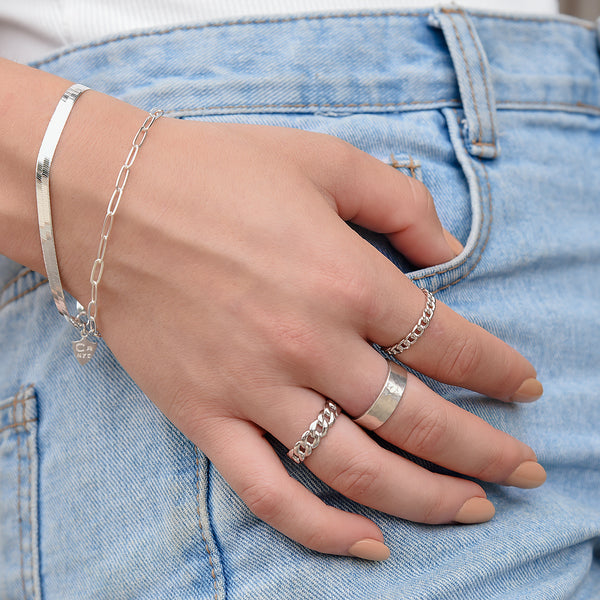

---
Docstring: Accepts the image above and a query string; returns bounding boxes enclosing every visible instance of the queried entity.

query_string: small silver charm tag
[72,336,97,366]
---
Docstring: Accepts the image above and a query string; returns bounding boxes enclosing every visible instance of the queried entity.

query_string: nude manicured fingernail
[348,539,391,561]
[453,497,495,524]
[503,461,547,488]
[510,378,543,403]
[443,229,464,257]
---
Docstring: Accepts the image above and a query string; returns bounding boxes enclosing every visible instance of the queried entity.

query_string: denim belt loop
[429,7,500,159]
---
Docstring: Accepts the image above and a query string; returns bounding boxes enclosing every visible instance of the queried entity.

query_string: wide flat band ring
[353,361,408,430]
[288,400,340,464]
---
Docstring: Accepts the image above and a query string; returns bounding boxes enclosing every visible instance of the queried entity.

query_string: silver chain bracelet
[85,108,164,339]
[36,83,163,365]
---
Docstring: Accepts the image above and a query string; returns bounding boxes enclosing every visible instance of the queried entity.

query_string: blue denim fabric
[1,8,600,599]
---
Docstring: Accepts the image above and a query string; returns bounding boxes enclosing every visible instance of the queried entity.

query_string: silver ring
[353,361,408,430]
[384,288,436,356]
[288,401,340,464]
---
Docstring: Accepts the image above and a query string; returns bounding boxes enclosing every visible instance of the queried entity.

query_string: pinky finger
[200,418,390,561]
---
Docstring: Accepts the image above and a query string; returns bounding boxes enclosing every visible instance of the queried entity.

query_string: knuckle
[474,441,523,483]
[402,178,435,222]
[400,404,449,456]
[168,385,199,427]
[301,527,333,553]
[329,453,382,500]
[166,384,230,442]
[336,271,379,324]
[267,316,321,366]
[241,480,285,524]
[316,261,379,324]
[324,133,356,161]
[421,488,446,524]
[441,334,484,383]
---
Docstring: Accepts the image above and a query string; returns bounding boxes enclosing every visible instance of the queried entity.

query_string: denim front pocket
[0,385,41,600]
[406,107,491,294]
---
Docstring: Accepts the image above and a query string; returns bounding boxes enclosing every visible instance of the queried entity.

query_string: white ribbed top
[0,0,558,64]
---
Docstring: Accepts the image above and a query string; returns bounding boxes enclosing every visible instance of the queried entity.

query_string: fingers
[284,270,538,407]
[302,133,462,267]
[368,284,540,402]
[372,371,545,487]
[327,245,540,402]
[291,132,539,402]
[275,326,545,489]
[248,387,495,525]
[196,417,389,559]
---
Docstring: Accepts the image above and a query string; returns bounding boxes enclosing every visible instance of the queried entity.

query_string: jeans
[1,8,599,599]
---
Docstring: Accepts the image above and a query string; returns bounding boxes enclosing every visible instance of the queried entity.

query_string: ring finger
[285,328,546,491]
[248,386,491,525]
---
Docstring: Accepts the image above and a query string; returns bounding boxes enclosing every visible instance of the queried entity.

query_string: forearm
[0,57,146,300]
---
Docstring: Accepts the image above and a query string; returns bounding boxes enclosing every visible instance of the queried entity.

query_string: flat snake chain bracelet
[36,83,163,365]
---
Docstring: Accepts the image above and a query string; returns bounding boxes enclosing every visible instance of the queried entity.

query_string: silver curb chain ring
[36,82,163,365]
[384,288,436,356]
[288,401,340,464]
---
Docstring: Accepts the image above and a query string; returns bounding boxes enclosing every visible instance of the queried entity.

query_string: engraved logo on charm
[72,337,97,366]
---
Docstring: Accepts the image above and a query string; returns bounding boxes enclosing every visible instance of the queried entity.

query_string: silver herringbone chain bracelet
[36,83,163,365]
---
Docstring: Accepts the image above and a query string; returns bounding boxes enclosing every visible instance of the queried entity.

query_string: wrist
[48,89,148,306]
[0,58,150,312]
[0,59,73,272]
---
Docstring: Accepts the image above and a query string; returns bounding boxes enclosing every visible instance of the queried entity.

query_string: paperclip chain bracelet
[36,83,163,365]
[81,106,164,365]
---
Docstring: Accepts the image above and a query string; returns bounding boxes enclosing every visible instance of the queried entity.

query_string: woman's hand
[45,91,545,560]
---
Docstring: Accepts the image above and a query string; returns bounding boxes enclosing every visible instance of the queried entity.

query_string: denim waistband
[31,8,600,123]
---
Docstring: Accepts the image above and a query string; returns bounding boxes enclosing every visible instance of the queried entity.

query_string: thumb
[313,138,463,267]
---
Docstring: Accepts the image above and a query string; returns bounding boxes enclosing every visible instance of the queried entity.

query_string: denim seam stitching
[13,388,29,599]
[390,154,420,178]
[0,268,33,296]
[30,10,595,68]
[168,99,600,116]
[498,100,600,113]
[195,446,219,600]
[0,279,48,312]
[1,389,31,412]
[462,8,498,153]
[166,98,461,115]
[433,161,492,292]
[439,8,594,29]
[412,109,491,287]
[0,419,38,436]
[445,12,484,145]
[25,405,38,600]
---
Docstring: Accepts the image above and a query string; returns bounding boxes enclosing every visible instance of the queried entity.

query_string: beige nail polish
[504,460,547,488]
[443,229,464,257]
[510,378,543,403]
[348,539,391,561]
[453,497,495,524]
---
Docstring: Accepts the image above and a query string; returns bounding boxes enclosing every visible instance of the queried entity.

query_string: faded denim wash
[1,7,599,599]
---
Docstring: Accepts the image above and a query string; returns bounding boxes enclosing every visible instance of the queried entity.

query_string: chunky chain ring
[288,401,340,464]
[384,288,436,356]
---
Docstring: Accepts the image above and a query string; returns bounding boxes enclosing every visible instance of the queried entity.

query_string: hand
[51,92,545,560]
